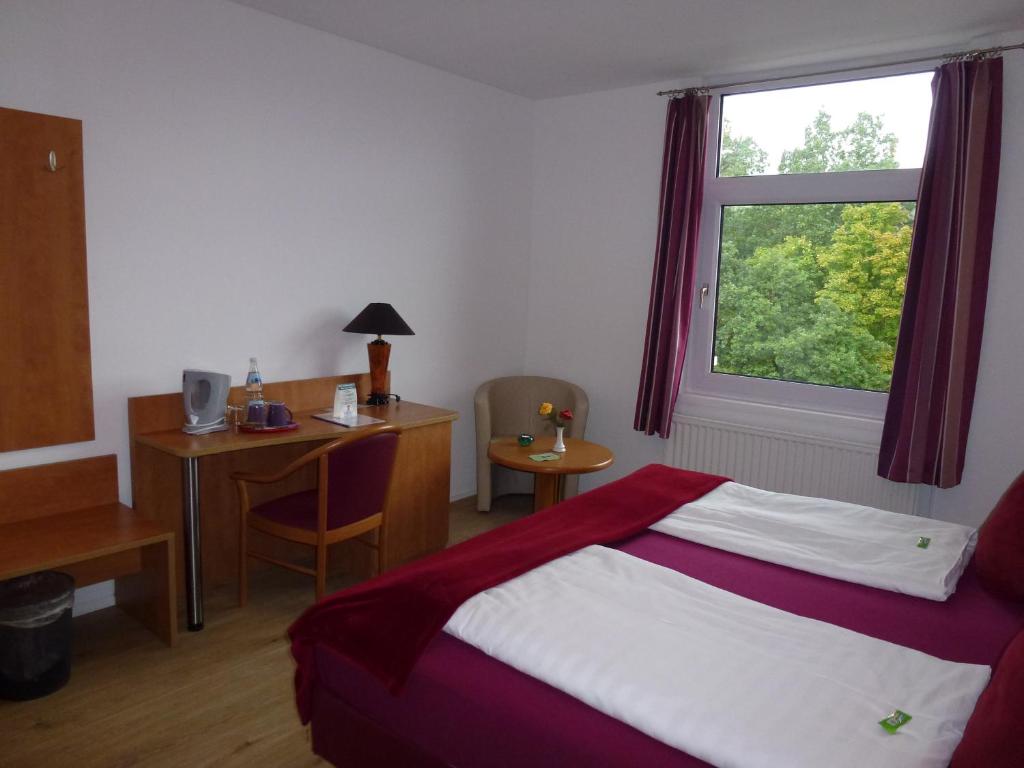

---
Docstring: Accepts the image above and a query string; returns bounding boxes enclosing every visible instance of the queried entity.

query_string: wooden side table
[488,437,614,512]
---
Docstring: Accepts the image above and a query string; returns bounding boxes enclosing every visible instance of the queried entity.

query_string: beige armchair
[475,376,589,512]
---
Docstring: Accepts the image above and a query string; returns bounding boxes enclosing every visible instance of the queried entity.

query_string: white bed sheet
[650,481,977,600]
[444,545,989,768]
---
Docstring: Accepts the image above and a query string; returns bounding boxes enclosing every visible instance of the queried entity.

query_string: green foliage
[816,203,913,351]
[719,120,769,176]
[715,237,821,379]
[778,111,899,173]
[713,111,911,391]
[772,300,892,391]
[721,203,844,264]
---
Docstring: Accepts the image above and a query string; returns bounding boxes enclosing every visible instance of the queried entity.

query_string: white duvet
[651,482,977,601]
[444,546,989,768]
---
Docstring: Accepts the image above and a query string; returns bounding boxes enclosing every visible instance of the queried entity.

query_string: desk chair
[232,425,401,604]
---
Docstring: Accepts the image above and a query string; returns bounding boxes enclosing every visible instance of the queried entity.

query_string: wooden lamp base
[367,340,391,405]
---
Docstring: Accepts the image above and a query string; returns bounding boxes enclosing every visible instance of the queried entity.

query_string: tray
[238,421,299,434]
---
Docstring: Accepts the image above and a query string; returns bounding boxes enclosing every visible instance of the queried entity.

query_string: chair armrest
[474,385,493,450]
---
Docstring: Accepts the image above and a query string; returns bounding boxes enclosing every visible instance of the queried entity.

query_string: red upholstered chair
[232,425,401,605]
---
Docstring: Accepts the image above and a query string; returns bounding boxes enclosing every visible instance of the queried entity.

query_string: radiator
[667,414,931,516]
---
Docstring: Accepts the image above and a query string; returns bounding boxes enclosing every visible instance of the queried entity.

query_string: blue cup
[266,401,292,428]
[246,401,267,426]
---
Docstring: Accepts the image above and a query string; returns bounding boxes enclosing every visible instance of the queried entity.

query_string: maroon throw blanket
[289,464,728,721]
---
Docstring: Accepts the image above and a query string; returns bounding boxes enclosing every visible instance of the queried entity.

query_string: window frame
[682,67,931,419]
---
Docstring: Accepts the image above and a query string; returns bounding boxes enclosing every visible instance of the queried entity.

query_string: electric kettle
[182,370,231,435]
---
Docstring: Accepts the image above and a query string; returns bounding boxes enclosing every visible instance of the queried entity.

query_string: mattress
[308,529,1024,767]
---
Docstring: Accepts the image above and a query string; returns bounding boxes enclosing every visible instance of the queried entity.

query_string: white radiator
[667,414,931,516]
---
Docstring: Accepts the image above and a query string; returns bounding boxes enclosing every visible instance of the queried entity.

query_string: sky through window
[720,72,934,173]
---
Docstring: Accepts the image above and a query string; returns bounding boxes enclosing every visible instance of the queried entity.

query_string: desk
[129,374,457,631]
[488,437,614,511]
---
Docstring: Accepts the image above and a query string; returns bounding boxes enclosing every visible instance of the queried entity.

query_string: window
[687,71,933,416]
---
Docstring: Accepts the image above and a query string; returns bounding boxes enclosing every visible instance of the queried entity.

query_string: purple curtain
[634,93,711,438]
[879,58,1003,488]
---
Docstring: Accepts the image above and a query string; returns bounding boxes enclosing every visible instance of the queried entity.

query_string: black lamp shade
[343,303,415,336]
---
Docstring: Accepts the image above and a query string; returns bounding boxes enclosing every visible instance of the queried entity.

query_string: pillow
[974,470,1024,601]
[951,628,1024,767]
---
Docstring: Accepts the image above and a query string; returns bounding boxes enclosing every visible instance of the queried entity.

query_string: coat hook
[48,150,58,172]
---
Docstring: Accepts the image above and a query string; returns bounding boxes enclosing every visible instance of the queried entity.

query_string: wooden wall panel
[0,455,118,525]
[0,106,94,451]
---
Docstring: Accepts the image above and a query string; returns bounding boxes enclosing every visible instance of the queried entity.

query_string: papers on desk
[312,411,386,428]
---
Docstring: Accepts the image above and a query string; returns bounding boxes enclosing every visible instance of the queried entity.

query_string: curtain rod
[657,41,1024,97]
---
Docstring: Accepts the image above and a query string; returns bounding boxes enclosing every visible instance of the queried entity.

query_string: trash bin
[0,571,75,701]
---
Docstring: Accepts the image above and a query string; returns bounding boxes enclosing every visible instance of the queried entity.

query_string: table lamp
[343,303,415,405]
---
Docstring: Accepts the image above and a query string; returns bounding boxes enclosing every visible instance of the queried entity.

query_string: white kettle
[181,370,231,435]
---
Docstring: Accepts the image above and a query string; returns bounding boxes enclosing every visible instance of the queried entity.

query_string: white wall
[0,0,534,508]
[526,46,1024,525]
[525,84,669,489]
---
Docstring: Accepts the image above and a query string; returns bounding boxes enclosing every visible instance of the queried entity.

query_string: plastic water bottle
[245,357,264,403]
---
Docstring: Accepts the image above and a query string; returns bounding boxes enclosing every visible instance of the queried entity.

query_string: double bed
[290,465,1024,767]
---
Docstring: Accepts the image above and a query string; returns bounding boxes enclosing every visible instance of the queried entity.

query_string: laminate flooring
[0,495,531,768]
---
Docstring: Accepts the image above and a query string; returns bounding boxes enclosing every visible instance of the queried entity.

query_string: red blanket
[288,463,728,721]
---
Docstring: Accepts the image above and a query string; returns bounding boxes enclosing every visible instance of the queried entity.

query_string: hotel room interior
[2,1,1024,766]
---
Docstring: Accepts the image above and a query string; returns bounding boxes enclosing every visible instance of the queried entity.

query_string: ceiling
[229,0,1024,99]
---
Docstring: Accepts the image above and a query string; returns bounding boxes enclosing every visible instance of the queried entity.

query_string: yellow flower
[538,402,553,416]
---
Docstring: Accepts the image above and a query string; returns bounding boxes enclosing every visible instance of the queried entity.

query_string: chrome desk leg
[182,456,204,631]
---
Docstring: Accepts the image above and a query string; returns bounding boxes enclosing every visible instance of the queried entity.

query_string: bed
[291,465,1024,768]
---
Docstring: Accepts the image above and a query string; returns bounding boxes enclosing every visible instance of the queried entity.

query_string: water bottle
[245,357,264,403]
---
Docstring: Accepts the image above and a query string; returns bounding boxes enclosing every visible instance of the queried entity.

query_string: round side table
[487,436,614,512]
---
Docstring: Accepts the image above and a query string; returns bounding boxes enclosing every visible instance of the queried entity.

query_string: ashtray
[518,433,535,447]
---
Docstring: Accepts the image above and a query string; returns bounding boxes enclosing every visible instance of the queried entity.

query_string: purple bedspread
[310,530,1024,767]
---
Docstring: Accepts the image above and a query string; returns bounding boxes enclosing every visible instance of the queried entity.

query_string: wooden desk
[488,437,614,511]
[129,374,457,631]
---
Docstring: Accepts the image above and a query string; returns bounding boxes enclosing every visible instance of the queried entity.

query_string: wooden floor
[0,495,531,768]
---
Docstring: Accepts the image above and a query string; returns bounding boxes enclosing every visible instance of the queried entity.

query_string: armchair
[474,376,589,512]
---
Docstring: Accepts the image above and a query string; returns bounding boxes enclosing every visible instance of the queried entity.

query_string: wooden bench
[0,455,176,646]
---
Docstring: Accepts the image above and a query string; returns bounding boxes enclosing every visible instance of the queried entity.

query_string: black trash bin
[0,571,75,701]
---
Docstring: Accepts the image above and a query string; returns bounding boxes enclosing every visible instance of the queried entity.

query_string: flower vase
[553,426,566,453]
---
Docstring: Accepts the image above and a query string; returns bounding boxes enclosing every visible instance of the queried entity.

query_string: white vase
[552,426,566,453]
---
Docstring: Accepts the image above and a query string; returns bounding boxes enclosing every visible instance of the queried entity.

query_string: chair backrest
[477,376,589,440]
[323,430,401,530]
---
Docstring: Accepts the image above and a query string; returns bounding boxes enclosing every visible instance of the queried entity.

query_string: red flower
[559,408,574,422]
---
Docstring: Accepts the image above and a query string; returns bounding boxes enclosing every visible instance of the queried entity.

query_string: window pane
[712,202,914,392]
[718,73,932,177]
